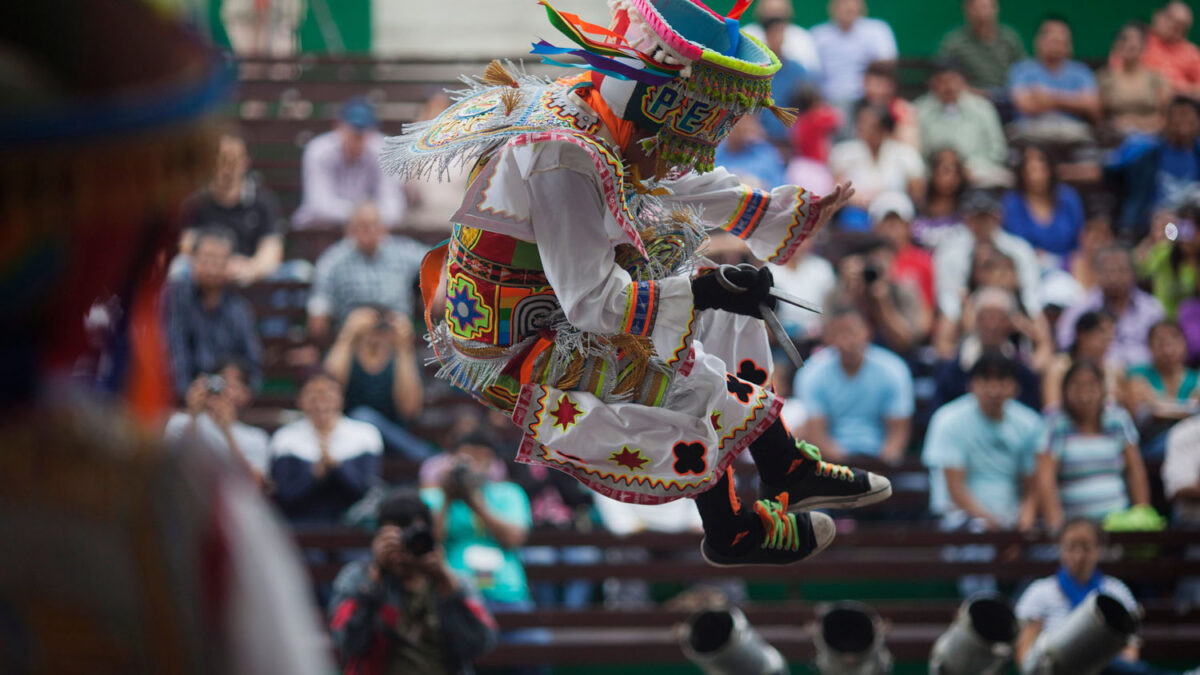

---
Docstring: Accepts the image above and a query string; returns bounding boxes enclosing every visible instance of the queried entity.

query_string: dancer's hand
[809,182,855,239]
[691,265,775,318]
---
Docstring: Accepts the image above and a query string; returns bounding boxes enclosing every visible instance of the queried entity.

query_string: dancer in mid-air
[383,0,891,566]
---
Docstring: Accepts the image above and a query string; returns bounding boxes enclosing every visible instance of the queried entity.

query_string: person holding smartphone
[329,488,497,675]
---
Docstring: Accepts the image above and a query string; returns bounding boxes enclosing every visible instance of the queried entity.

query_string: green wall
[204,0,1200,58]
[718,0,1200,60]
[205,0,372,53]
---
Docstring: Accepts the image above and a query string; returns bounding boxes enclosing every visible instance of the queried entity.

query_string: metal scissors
[715,263,822,369]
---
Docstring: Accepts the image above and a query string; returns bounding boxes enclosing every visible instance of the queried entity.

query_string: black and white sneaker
[760,440,892,512]
[700,494,836,567]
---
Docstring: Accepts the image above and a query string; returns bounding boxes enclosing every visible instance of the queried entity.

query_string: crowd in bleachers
[159,0,1200,671]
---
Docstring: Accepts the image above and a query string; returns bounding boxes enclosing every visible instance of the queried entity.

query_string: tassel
[768,104,799,128]
[500,88,522,115]
[482,60,519,88]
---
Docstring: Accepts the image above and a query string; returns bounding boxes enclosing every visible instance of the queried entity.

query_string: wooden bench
[297,526,1198,584]
[474,622,1200,667]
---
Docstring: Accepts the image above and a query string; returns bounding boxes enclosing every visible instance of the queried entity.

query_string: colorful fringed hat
[534,0,786,173]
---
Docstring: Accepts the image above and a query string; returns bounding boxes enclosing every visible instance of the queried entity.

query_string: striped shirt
[1041,406,1138,521]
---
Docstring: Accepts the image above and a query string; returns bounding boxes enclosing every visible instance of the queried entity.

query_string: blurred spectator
[1108,96,1200,236]
[811,0,897,108]
[403,94,469,233]
[179,128,285,284]
[933,189,1041,323]
[923,352,1042,532]
[829,102,926,228]
[221,0,302,56]
[1143,1,1200,98]
[1069,215,1117,291]
[1057,246,1166,368]
[796,302,913,464]
[714,116,786,189]
[789,85,843,165]
[786,86,840,195]
[292,97,405,229]
[742,0,822,75]
[1014,519,1142,674]
[1042,310,1120,411]
[165,360,270,486]
[1007,16,1101,145]
[758,17,815,148]
[937,0,1026,98]
[1037,361,1149,529]
[1181,291,1200,363]
[324,306,430,461]
[933,286,1046,412]
[870,192,934,311]
[270,371,383,524]
[329,488,497,675]
[969,246,1028,313]
[307,202,427,341]
[1098,23,1171,141]
[860,60,919,149]
[421,431,544,673]
[1002,145,1085,260]
[592,495,705,609]
[915,60,1009,188]
[1123,320,1200,453]
[769,239,837,341]
[163,226,263,398]
[833,236,931,354]
[1138,215,1200,317]
[508,461,596,609]
[913,148,969,248]
[1163,414,1200,524]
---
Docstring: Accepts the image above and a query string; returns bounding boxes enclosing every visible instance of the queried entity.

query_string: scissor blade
[761,305,803,369]
[768,288,822,314]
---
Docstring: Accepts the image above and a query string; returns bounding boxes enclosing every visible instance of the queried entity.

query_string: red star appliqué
[710,410,723,434]
[609,446,649,472]
[549,395,583,432]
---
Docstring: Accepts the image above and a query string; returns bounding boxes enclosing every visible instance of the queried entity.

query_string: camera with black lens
[205,375,226,395]
[447,461,483,494]
[861,263,882,285]
[403,522,435,557]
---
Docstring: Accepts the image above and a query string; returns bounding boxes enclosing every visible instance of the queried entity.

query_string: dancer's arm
[527,160,697,364]
[664,168,852,265]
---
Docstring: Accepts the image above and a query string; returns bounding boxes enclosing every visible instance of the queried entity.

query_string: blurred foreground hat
[0,0,233,414]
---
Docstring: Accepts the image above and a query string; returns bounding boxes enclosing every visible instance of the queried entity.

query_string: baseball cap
[961,189,1000,215]
[868,192,915,224]
[340,97,378,130]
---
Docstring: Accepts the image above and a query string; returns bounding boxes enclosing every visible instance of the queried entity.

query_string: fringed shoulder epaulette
[380,60,603,183]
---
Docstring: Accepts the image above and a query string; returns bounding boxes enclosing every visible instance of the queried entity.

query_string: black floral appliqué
[672,442,708,475]
[725,374,754,404]
[736,359,768,386]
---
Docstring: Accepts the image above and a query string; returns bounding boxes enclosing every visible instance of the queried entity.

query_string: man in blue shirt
[1107,96,1200,235]
[796,302,914,464]
[923,352,1043,532]
[1007,16,1100,143]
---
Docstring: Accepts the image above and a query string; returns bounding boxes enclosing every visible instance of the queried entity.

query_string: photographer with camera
[422,432,532,605]
[330,488,497,675]
[324,305,431,461]
[422,431,550,674]
[165,360,269,487]
[832,232,931,356]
